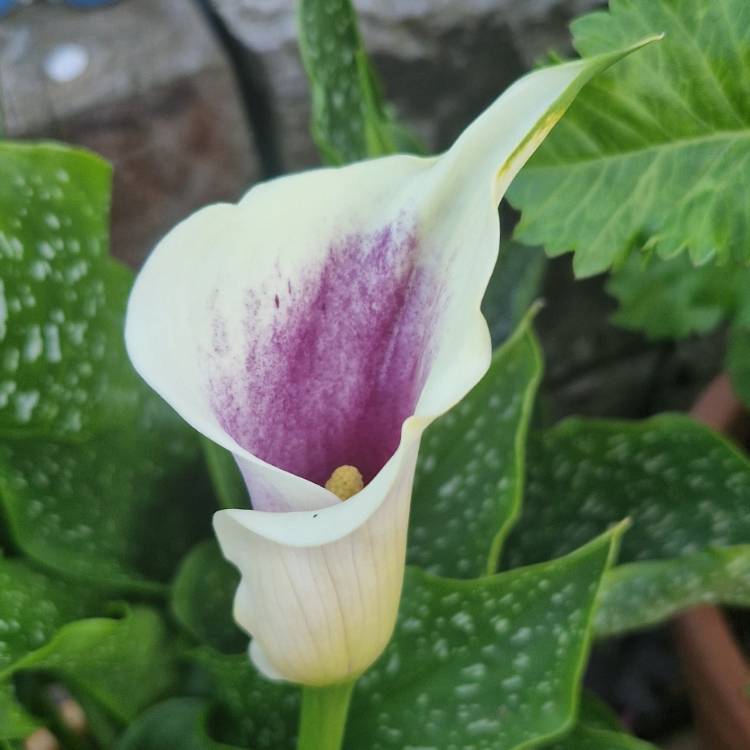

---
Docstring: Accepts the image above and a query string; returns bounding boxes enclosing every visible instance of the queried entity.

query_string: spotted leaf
[409,313,542,577]
[0,143,138,439]
[347,528,621,749]
[505,415,750,635]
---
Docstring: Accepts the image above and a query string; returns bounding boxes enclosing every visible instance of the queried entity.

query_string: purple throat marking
[209,221,441,494]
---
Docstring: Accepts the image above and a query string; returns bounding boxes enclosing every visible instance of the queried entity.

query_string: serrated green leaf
[596,545,750,636]
[607,252,750,339]
[297,0,407,163]
[0,607,176,724]
[508,0,750,276]
[188,648,299,750]
[409,314,542,577]
[505,415,750,634]
[0,142,139,439]
[115,698,242,750]
[171,540,243,652]
[347,528,621,750]
[728,325,750,409]
[0,418,213,593]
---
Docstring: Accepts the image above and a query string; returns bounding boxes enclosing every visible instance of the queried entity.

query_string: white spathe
[125,39,657,686]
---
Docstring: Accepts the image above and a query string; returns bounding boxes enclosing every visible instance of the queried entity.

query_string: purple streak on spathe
[209,220,441,509]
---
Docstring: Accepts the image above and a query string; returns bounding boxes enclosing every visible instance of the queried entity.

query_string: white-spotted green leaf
[167,531,620,749]
[297,0,410,164]
[347,528,622,749]
[408,313,542,577]
[0,563,174,738]
[596,545,750,636]
[188,648,299,750]
[508,0,750,276]
[0,556,100,739]
[0,417,213,593]
[0,143,139,439]
[0,557,99,673]
[0,607,176,726]
[0,141,213,592]
[504,415,750,634]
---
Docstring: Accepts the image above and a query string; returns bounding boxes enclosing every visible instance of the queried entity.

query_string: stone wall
[0,0,258,266]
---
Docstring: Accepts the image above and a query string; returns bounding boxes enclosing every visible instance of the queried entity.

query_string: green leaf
[507,415,750,564]
[607,252,750,339]
[504,415,750,634]
[596,545,750,636]
[75,691,123,747]
[188,648,299,749]
[297,0,406,163]
[541,693,656,749]
[508,0,750,276]
[0,142,139,439]
[538,694,658,750]
[577,693,624,730]
[175,533,621,749]
[0,416,213,593]
[0,606,177,725]
[171,540,243,652]
[543,724,657,750]
[0,682,38,741]
[347,528,622,750]
[728,325,750,409]
[201,439,248,511]
[0,557,99,673]
[115,698,242,750]
[482,241,547,346]
[0,556,100,739]
[0,140,212,592]
[408,313,542,577]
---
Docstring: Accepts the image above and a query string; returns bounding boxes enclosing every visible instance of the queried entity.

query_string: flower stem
[297,680,356,750]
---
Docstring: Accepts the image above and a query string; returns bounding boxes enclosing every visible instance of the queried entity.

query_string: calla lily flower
[125,41,654,687]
